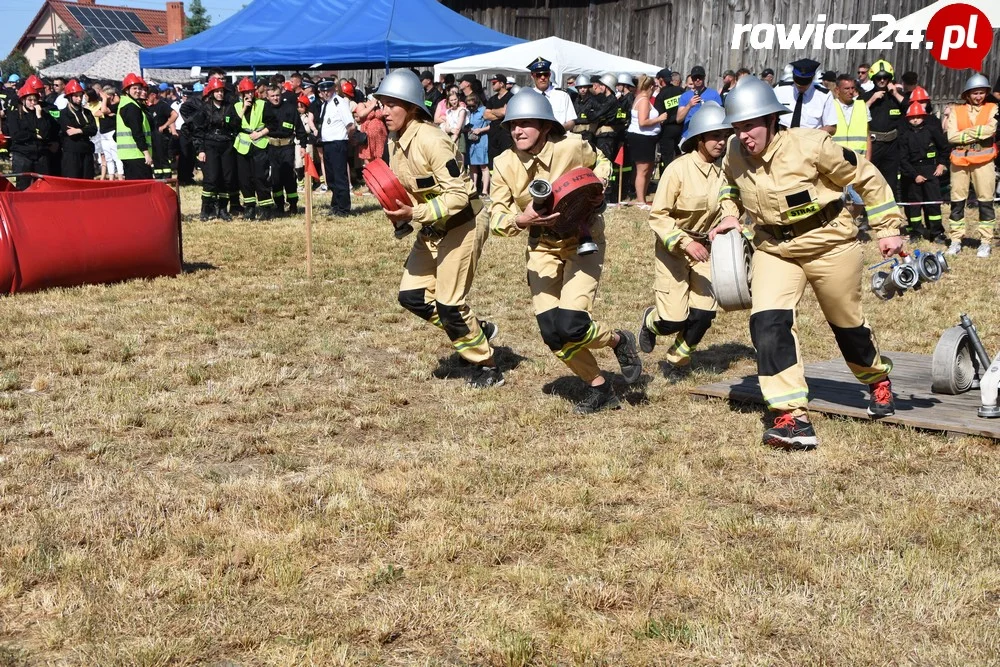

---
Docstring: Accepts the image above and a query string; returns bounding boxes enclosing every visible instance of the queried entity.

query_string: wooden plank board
[689,351,1000,440]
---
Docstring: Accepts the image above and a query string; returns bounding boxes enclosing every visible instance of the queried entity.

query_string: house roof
[17,0,171,52]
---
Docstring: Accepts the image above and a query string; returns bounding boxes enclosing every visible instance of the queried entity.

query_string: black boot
[287,199,299,216]
[273,195,286,218]
[199,197,213,221]
[228,193,244,217]
[243,203,257,221]
[216,197,232,221]
[257,206,274,221]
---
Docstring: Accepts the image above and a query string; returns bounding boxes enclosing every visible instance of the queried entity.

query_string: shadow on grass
[432,345,529,380]
[542,372,650,407]
[182,261,218,274]
[688,341,756,374]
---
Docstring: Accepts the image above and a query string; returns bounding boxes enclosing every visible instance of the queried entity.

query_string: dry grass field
[0,183,998,665]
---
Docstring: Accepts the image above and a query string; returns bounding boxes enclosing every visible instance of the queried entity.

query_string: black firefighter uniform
[391,119,495,366]
[643,151,732,365]
[944,100,998,242]
[490,132,613,382]
[719,128,904,416]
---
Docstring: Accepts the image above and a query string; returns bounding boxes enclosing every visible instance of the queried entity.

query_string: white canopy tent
[39,41,191,85]
[434,36,661,88]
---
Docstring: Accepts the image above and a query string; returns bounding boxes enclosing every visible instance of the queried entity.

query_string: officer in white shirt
[525,57,576,131]
[317,79,356,215]
[774,58,836,133]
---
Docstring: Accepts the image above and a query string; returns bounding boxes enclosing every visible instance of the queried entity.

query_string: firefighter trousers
[268,143,298,209]
[527,218,614,383]
[749,242,891,416]
[11,152,49,190]
[398,208,494,365]
[870,140,901,200]
[61,150,94,180]
[202,141,235,205]
[948,163,996,241]
[237,147,272,208]
[902,175,944,239]
[643,243,716,366]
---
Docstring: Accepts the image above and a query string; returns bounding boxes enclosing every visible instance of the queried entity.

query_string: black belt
[759,199,845,241]
[870,129,897,142]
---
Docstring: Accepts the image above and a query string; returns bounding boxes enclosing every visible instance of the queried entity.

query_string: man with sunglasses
[677,65,722,135]
[856,64,874,93]
[525,57,576,131]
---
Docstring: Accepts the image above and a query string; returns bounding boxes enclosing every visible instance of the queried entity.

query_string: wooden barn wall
[438,0,1000,101]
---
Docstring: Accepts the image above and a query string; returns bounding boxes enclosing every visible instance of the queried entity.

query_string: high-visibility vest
[833,100,868,154]
[951,102,998,166]
[233,100,268,154]
[115,95,151,161]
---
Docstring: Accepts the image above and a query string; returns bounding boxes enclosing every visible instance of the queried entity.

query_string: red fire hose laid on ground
[0,175,181,294]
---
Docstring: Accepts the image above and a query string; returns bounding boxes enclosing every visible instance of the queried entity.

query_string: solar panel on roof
[67,5,151,40]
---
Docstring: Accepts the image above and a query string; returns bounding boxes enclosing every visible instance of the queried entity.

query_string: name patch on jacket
[446,159,461,177]
[785,190,820,219]
[416,175,436,189]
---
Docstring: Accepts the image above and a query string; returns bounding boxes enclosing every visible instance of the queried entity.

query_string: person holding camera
[489,91,642,414]
[374,69,503,389]
[710,78,904,450]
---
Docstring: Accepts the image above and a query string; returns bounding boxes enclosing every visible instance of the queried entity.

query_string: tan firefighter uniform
[391,118,494,365]
[490,132,613,382]
[642,151,730,365]
[945,101,998,242]
[720,128,904,415]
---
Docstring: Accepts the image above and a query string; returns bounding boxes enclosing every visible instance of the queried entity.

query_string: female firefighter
[374,69,503,389]
[192,77,236,221]
[489,90,642,414]
[945,73,997,257]
[230,77,271,220]
[708,77,904,450]
[637,101,733,375]
[6,82,55,189]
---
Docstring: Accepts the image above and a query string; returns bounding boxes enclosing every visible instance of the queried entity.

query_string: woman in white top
[441,90,468,166]
[627,74,669,208]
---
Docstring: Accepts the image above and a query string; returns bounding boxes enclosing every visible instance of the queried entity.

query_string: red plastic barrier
[0,176,180,294]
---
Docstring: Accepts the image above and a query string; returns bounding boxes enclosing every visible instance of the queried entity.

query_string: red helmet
[297,94,310,107]
[122,72,146,89]
[26,74,44,92]
[63,79,84,96]
[341,81,355,97]
[282,81,293,92]
[202,77,226,98]
[906,101,928,118]
[17,83,38,99]
[237,77,255,94]
[909,86,930,103]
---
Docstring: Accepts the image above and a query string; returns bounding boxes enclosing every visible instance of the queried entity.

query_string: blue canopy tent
[138,0,523,70]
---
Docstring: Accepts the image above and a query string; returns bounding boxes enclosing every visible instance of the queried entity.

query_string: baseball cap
[8,74,20,83]
[690,65,706,79]
[459,74,479,85]
[490,73,507,84]
[419,70,434,81]
[158,82,170,91]
[656,68,672,81]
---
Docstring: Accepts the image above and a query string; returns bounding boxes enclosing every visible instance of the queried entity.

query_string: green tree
[185,0,212,37]
[38,30,100,68]
[0,50,35,81]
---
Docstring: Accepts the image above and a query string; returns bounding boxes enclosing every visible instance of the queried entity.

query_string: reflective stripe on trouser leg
[948,166,970,241]
[750,250,808,414]
[805,242,891,384]
[972,162,997,240]
[527,218,613,383]
[400,216,491,364]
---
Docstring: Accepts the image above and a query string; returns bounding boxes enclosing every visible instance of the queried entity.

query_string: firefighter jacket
[6,106,55,159]
[191,100,234,152]
[489,132,612,238]
[720,128,904,257]
[58,103,98,153]
[898,122,949,179]
[649,151,731,252]
[263,100,307,143]
[389,118,478,230]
